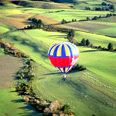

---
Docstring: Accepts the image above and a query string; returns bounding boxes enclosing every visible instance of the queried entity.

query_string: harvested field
[8,14,33,20]
[0,55,23,89]
[0,17,27,28]
[32,15,59,24]
[57,22,112,32]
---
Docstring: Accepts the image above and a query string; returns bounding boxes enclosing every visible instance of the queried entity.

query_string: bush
[108,43,113,51]
[81,38,86,46]
[61,19,67,24]
[70,64,86,72]
[61,104,73,114]
[86,39,90,46]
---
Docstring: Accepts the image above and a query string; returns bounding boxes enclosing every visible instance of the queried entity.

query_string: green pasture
[78,46,116,86]
[74,31,116,48]
[40,10,110,21]
[94,27,116,37]
[0,22,10,34]
[0,88,39,116]
[33,62,116,116]
[1,29,116,116]
[0,29,67,70]
[0,48,4,55]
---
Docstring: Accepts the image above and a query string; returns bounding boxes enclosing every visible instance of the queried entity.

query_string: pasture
[0,88,39,116]
[0,0,116,116]
[74,31,116,47]
[0,54,39,116]
[1,29,116,116]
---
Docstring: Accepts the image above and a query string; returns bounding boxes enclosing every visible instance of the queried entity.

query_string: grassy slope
[0,48,4,55]
[0,88,39,116]
[40,10,110,21]
[0,53,39,115]
[0,22,10,34]
[1,29,116,116]
[74,31,116,48]
[0,1,116,116]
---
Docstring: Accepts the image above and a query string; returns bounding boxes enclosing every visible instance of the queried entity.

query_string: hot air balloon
[48,42,79,78]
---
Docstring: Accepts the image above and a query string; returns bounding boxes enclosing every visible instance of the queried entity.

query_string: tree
[86,39,90,46]
[92,16,98,20]
[92,114,96,116]
[81,38,86,46]
[86,17,90,21]
[108,43,113,51]
[67,30,75,42]
[85,6,91,10]
[61,19,67,24]
[102,2,107,6]
[72,19,75,22]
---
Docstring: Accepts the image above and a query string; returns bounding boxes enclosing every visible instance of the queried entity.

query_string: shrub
[61,104,73,114]
[70,64,86,72]
[81,38,86,46]
[108,43,113,51]
[86,39,90,46]
[61,19,67,24]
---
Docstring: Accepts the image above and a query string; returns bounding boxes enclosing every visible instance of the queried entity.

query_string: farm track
[79,76,116,103]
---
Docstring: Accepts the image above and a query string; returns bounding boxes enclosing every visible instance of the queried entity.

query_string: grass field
[74,31,116,48]
[0,47,4,55]
[1,29,116,116]
[40,10,110,22]
[0,54,39,116]
[94,27,116,37]
[0,88,39,116]
[0,1,116,116]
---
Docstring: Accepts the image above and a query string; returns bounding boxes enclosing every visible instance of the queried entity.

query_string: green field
[1,29,116,116]
[40,10,110,21]
[0,88,39,116]
[74,31,116,48]
[0,0,116,116]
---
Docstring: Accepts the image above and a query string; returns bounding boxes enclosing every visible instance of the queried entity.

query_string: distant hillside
[49,0,76,3]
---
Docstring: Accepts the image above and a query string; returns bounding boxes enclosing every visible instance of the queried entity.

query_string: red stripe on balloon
[48,55,79,67]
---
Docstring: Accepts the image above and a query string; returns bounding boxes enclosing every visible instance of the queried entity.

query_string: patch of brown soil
[57,22,112,32]
[0,17,27,28]
[0,55,23,89]
[32,15,59,24]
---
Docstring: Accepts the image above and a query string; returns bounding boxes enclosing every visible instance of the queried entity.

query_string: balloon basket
[63,73,66,79]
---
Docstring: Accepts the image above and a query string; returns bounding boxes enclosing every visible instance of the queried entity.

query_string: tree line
[61,19,77,24]
[85,2,115,12]
[79,13,116,22]
[66,30,116,52]
[24,18,44,29]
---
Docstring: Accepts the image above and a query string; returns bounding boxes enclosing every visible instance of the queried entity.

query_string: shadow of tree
[11,98,42,116]
[81,49,102,53]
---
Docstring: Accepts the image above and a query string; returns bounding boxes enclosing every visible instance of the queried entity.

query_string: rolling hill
[0,0,116,116]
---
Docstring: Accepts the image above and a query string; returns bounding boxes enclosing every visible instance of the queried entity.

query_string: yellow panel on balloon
[64,44,70,56]
[57,44,62,56]
[50,45,58,56]
[65,67,69,72]
[60,68,64,72]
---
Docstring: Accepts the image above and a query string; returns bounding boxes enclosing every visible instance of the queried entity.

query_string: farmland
[0,0,116,116]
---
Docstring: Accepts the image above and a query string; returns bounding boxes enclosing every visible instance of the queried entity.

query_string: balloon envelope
[48,42,79,73]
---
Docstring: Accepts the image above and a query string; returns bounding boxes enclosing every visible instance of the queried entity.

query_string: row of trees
[24,18,44,29]
[67,29,75,43]
[85,13,116,21]
[85,2,115,12]
[61,19,77,24]
[79,38,115,51]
